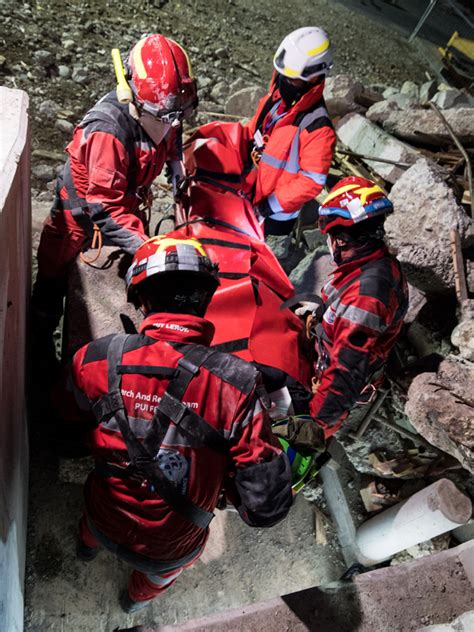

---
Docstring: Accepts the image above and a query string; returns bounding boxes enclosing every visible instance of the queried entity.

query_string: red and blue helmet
[318,176,393,234]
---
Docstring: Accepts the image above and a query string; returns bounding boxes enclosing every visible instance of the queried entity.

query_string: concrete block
[385,159,472,293]
[383,86,399,99]
[160,541,474,632]
[224,85,266,118]
[336,112,419,183]
[451,319,474,361]
[405,357,474,473]
[0,86,31,632]
[417,611,474,632]
[382,107,474,145]
[323,74,364,118]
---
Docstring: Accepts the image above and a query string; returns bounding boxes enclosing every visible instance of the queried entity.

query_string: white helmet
[273,27,333,81]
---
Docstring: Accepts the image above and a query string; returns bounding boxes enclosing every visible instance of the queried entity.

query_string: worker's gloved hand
[255,198,273,219]
[295,301,321,318]
[165,160,187,200]
[272,415,326,455]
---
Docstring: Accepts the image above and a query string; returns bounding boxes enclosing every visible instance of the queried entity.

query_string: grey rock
[198,76,213,89]
[210,81,228,102]
[451,318,474,362]
[62,39,75,50]
[229,77,248,94]
[214,47,229,59]
[336,112,419,184]
[323,74,364,118]
[289,251,332,293]
[55,118,74,134]
[419,79,437,104]
[417,610,474,632]
[33,49,54,66]
[382,107,474,145]
[386,160,472,293]
[225,85,266,118]
[382,86,399,99]
[57,65,71,79]
[72,66,89,84]
[366,99,401,125]
[386,93,416,109]
[303,229,327,251]
[265,235,292,260]
[400,80,419,100]
[405,357,474,473]
[431,89,474,109]
[32,163,56,182]
[38,99,61,121]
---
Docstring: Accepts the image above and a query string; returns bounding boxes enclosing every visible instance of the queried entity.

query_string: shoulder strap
[97,334,215,530]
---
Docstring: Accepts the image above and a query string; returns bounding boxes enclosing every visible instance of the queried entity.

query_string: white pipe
[408,0,438,44]
[355,479,472,565]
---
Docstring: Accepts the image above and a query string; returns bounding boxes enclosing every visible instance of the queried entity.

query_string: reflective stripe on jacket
[56,91,180,254]
[55,312,292,560]
[309,246,408,437]
[246,78,336,219]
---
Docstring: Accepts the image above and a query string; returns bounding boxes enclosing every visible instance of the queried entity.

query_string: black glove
[272,415,326,456]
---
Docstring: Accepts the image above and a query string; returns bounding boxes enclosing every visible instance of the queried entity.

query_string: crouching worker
[53,236,292,613]
[306,177,408,439]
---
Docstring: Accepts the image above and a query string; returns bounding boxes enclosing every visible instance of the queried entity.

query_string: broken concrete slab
[385,160,472,294]
[382,107,474,145]
[451,319,474,362]
[405,357,474,473]
[224,85,266,118]
[400,81,419,100]
[161,541,474,632]
[336,112,419,183]
[323,74,365,118]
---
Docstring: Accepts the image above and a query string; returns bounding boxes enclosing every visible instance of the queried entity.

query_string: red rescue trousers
[37,210,90,279]
[79,513,203,602]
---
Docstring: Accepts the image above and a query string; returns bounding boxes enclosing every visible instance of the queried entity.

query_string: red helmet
[128,34,198,122]
[126,236,219,300]
[318,176,393,234]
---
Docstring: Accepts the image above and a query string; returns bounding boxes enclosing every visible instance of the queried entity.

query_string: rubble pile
[293,74,474,501]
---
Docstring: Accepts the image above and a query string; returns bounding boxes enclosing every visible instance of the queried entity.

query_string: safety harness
[92,333,235,530]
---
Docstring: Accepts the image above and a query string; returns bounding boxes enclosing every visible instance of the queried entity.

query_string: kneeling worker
[54,236,292,612]
[309,177,408,437]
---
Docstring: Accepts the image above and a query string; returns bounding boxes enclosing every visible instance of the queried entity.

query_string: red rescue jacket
[56,91,180,254]
[56,313,292,560]
[246,77,336,220]
[310,245,408,437]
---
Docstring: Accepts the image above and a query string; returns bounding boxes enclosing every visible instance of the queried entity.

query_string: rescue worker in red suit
[53,236,293,613]
[32,34,197,341]
[246,27,336,236]
[304,177,408,439]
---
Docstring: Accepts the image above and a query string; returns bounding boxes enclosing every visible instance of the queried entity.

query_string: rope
[79,224,103,265]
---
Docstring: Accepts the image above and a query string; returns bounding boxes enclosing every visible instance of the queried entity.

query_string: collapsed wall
[0,87,31,632]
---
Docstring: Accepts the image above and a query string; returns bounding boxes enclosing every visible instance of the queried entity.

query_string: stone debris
[385,159,472,294]
[405,357,474,474]
[225,85,266,118]
[336,112,419,183]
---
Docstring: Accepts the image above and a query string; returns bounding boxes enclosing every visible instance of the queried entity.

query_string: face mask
[138,112,172,146]
[277,75,312,107]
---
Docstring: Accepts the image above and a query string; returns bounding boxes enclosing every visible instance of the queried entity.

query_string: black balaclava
[276,74,314,107]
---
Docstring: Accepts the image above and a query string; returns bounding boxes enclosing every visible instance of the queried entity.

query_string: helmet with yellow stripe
[318,176,393,234]
[273,27,333,81]
[127,34,198,123]
[126,236,219,315]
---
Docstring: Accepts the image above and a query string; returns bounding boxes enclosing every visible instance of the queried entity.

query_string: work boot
[119,590,152,614]
[76,539,100,562]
